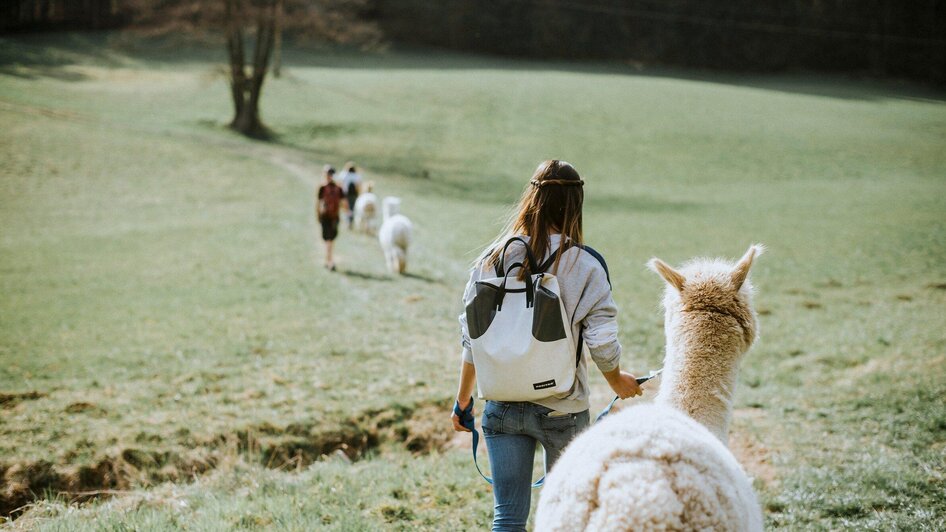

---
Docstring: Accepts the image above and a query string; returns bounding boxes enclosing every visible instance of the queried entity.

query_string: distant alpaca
[378,197,412,274]
[535,245,765,532]
[354,182,378,234]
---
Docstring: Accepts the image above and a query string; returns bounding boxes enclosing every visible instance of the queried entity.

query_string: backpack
[465,237,580,401]
[320,183,342,220]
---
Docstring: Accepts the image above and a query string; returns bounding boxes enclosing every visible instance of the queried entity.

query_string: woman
[451,160,643,531]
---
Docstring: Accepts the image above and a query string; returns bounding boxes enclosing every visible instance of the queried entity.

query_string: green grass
[12,450,495,531]
[1,32,945,529]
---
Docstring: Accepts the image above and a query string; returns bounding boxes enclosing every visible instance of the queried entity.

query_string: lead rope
[454,398,547,488]
[457,368,662,488]
[595,369,663,422]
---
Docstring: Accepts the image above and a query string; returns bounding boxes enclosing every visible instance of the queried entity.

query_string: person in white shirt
[338,162,362,229]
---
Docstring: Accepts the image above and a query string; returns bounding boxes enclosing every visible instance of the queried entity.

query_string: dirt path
[175,130,321,190]
[221,139,319,189]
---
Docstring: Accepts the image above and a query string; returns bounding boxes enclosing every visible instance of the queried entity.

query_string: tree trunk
[225,0,276,138]
[225,0,247,126]
[273,0,284,77]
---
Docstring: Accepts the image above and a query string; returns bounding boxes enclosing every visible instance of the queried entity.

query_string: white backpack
[466,237,580,401]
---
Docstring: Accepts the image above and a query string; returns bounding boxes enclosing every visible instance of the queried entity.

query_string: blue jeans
[481,400,590,532]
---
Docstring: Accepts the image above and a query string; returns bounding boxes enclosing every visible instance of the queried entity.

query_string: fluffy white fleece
[534,403,762,532]
[353,192,378,234]
[535,245,766,532]
[378,197,412,274]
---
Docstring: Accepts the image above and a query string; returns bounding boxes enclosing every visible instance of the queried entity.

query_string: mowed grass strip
[1,33,944,529]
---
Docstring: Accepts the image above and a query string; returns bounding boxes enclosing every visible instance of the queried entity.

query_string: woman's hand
[451,396,472,432]
[452,362,477,432]
[604,369,643,399]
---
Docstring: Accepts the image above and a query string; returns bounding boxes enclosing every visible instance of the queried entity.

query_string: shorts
[320,217,339,241]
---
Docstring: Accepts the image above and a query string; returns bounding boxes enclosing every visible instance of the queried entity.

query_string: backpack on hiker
[457,237,662,487]
[465,237,581,402]
[319,183,343,221]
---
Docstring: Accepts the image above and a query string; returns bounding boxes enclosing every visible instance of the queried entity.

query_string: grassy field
[1,32,944,530]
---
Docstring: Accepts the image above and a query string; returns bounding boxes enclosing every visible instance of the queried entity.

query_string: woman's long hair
[478,160,584,278]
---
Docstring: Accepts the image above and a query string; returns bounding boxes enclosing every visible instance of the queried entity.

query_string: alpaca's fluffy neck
[655,330,741,443]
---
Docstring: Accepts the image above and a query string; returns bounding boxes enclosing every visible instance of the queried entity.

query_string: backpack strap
[494,237,539,277]
[578,244,612,289]
[537,241,611,368]
[537,247,560,274]
[492,237,611,283]
[495,261,535,310]
[538,240,611,288]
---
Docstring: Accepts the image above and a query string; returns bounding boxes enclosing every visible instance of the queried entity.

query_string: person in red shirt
[316,165,346,271]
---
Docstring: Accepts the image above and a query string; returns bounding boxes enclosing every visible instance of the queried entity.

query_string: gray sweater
[459,234,622,413]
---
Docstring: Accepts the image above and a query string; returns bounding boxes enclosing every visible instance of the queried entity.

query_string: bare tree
[224,0,277,137]
[273,0,284,77]
[119,0,383,136]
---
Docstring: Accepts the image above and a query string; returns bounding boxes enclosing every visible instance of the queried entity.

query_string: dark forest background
[2,1,944,83]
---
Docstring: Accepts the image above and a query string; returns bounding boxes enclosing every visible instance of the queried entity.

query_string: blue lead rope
[594,370,663,423]
[453,398,493,486]
[454,398,548,488]
[457,370,662,488]
[595,395,622,423]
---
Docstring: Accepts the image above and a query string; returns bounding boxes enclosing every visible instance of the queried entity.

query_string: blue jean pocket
[540,412,577,431]
[539,410,579,448]
[482,401,507,435]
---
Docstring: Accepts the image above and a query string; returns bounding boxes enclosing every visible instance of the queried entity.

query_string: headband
[530,179,584,188]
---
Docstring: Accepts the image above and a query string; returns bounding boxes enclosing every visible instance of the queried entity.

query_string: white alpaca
[535,245,765,532]
[354,183,378,234]
[378,197,412,274]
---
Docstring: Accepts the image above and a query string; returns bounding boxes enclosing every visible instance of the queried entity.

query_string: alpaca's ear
[648,258,686,293]
[731,244,765,290]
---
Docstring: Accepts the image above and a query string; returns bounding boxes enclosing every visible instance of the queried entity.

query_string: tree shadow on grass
[340,269,391,282]
[340,269,443,284]
[401,271,445,284]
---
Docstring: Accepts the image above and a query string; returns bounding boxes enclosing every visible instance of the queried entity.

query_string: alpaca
[378,197,412,274]
[535,245,765,532]
[381,196,400,219]
[354,182,378,234]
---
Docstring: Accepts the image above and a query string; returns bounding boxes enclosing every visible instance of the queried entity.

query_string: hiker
[316,164,346,271]
[339,162,362,229]
[450,160,643,531]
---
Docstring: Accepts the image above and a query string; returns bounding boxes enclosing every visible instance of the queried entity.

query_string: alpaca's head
[382,197,401,220]
[648,244,764,366]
